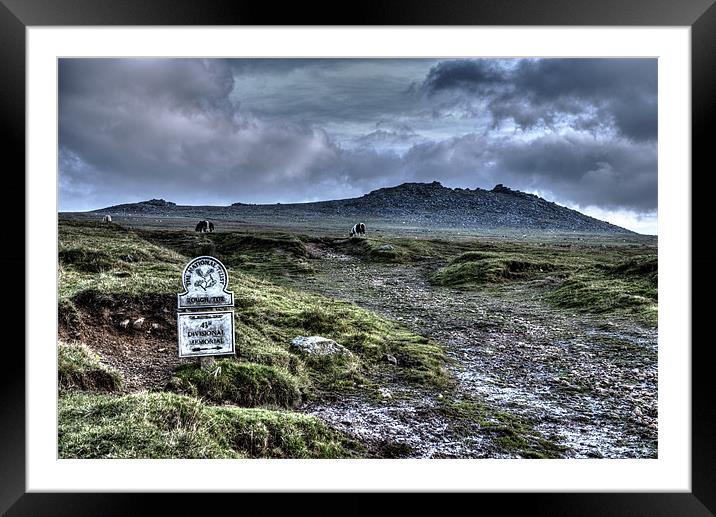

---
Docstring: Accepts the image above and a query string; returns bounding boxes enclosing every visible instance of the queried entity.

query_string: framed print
[4,0,715,514]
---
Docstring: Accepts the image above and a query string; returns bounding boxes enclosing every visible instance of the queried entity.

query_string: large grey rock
[291,336,352,357]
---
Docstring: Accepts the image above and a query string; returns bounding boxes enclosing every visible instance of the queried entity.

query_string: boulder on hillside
[492,184,513,194]
[291,336,353,357]
[142,199,176,207]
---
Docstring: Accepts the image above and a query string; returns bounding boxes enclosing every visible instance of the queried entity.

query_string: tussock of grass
[607,256,658,283]
[546,276,657,325]
[547,256,657,325]
[169,360,302,408]
[449,251,496,263]
[365,243,408,263]
[216,233,308,259]
[331,237,409,263]
[58,341,123,392]
[140,229,313,278]
[430,251,561,287]
[211,405,358,458]
[58,248,116,273]
[326,235,469,264]
[59,391,359,458]
[296,307,337,335]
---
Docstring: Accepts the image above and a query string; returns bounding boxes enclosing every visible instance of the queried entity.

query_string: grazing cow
[349,222,366,237]
[195,220,215,233]
[102,215,112,223]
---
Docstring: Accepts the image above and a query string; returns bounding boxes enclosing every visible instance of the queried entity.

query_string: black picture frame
[4,0,714,514]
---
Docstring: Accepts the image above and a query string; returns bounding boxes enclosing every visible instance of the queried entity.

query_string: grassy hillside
[59,391,363,459]
[57,220,449,458]
[57,218,657,459]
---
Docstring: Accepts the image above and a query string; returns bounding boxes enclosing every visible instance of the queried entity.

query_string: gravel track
[294,245,657,458]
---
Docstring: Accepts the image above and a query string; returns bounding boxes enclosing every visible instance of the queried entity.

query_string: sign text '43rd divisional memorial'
[176,256,235,358]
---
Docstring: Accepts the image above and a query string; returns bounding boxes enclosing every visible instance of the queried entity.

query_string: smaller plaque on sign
[177,310,235,357]
[177,256,234,309]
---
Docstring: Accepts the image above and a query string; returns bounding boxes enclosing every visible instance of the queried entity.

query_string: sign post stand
[199,356,217,371]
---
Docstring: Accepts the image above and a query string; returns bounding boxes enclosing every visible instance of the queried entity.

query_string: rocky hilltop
[95,182,632,233]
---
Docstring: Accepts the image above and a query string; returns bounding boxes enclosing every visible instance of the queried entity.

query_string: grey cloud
[422,60,507,93]
[229,59,437,127]
[513,59,655,102]
[350,128,427,153]
[60,59,237,115]
[59,59,346,206]
[489,135,657,211]
[422,58,657,142]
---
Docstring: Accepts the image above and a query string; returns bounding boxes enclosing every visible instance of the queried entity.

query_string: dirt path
[293,245,657,458]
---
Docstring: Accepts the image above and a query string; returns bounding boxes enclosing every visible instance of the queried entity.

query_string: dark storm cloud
[422,60,506,92]
[59,58,657,232]
[487,135,657,211]
[59,59,349,207]
[422,58,657,142]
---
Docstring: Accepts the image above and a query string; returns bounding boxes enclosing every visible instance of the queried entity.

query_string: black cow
[349,222,366,237]
[195,220,215,233]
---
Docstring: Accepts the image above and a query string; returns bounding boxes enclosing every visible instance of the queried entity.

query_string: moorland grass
[57,219,655,458]
[429,251,563,286]
[58,341,123,392]
[58,391,360,458]
[138,229,314,278]
[429,243,657,325]
[59,221,184,301]
[168,360,303,408]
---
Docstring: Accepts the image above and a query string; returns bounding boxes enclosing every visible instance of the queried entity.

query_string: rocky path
[292,245,658,458]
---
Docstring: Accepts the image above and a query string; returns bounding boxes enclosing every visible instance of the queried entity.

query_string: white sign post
[177,310,235,357]
[177,256,235,361]
[177,255,234,309]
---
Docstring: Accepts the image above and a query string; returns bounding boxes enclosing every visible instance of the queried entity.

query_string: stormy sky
[59,58,658,234]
